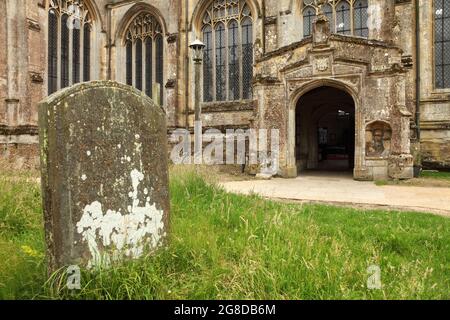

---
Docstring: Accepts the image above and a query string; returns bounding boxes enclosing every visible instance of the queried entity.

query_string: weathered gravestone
[38,81,170,271]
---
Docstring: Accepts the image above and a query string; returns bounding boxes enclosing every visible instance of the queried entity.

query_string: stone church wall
[0,0,449,174]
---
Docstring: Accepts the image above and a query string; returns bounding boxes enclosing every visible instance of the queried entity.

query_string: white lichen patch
[76,169,165,268]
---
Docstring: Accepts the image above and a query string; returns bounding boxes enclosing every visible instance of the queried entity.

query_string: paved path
[220,172,450,216]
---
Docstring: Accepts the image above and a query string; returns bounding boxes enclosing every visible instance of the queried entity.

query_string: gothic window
[323,4,334,32]
[301,0,368,39]
[435,0,450,88]
[47,0,93,95]
[303,6,316,37]
[354,0,368,38]
[201,0,254,102]
[125,12,164,101]
[336,1,351,35]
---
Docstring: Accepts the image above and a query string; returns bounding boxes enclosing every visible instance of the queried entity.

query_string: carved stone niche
[365,121,392,158]
[313,13,330,46]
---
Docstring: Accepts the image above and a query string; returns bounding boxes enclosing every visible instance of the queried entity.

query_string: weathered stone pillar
[368,0,395,42]
[389,74,414,179]
[5,0,22,126]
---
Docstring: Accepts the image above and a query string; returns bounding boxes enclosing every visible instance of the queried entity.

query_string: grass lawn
[420,171,450,180]
[0,170,449,300]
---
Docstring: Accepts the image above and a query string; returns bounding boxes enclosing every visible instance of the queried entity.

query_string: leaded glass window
[155,35,164,103]
[125,12,164,101]
[72,28,80,84]
[303,6,315,37]
[83,24,91,82]
[61,14,70,89]
[301,0,368,39]
[215,23,226,101]
[201,0,254,102]
[48,9,58,95]
[203,25,214,102]
[324,4,334,32]
[135,39,143,91]
[336,1,351,35]
[145,39,153,97]
[47,0,93,95]
[435,0,450,88]
[354,0,368,38]
[228,20,240,101]
[126,40,133,86]
[242,17,253,100]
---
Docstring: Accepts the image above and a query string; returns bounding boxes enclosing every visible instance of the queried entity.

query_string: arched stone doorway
[295,86,356,174]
